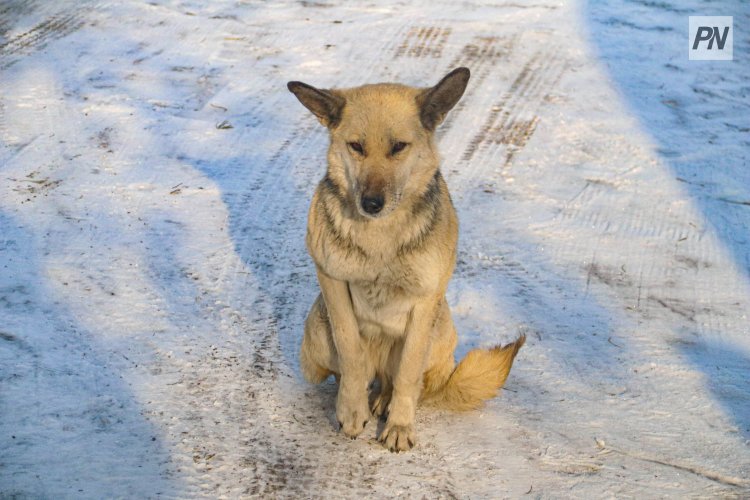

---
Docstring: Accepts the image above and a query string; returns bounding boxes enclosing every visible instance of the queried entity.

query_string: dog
[288,67,525,452]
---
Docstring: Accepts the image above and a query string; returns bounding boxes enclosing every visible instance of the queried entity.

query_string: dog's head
[288,68,470,219]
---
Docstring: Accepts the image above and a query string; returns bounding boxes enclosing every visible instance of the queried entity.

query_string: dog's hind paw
[379,423,416,452]
[370,390,391,419]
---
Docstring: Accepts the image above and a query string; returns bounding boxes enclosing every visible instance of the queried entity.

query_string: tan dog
[288,68,525,452]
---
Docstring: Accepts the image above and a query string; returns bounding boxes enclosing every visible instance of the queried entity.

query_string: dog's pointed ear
[287,81,345,128]
[417,67,470,131]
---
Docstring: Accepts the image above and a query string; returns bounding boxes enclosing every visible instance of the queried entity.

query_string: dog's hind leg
[370,375,392,419]
[301,294,339,383]
[422,299,458,399]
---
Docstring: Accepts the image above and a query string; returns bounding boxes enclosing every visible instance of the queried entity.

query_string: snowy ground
[1,0,749,497]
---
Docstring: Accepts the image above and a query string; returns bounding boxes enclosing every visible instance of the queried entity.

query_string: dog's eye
[348,142,364,155]
[391,142,408,155]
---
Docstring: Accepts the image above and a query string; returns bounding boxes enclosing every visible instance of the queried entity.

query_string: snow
[1,0,748,497]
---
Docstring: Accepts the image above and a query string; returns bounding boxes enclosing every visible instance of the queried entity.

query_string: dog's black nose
[361,195,384,215]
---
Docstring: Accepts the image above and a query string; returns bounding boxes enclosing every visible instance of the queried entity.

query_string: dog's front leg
[316,267,370,438]
[380,294,440,452]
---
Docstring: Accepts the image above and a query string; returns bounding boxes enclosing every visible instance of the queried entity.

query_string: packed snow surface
[1,0,748,497]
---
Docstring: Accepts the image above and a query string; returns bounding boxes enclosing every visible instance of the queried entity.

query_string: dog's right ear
[287,81,345,128]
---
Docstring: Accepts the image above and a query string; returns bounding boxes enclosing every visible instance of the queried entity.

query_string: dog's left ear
[417,67,470,131]
[287,81,345,128]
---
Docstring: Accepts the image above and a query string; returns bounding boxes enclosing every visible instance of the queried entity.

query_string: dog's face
[288,69,470,219]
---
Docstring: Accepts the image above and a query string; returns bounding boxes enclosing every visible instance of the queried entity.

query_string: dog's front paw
[336,393,370,439]
[379,423,416,452]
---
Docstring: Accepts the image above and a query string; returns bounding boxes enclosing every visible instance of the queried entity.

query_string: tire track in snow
[447,35,517,85]
[0,0,36,36]
[437,34,517,139]
[394,25,453,59]
[462,49,567,166]
[553,172,741,344]
[0,9,85,69]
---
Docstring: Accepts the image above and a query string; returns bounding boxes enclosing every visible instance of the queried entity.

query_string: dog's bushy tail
[423,335,525,411]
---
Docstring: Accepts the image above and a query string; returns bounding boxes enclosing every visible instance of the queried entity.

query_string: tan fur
[289,68,524,452]
[422,335,526,411]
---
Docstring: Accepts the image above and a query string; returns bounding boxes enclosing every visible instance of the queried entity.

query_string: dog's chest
[349,274,415,337]
[352,271,410,308]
